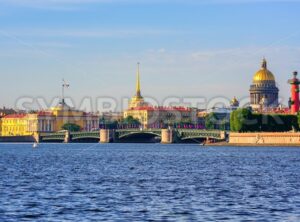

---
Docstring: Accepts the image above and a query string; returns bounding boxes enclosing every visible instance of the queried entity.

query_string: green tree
[100,117,118,129]
[230,108,255,132]
[220,119,228,131]
[297,112,300,130]
[230,110,236,131]
[231,109,299,132]
[61,123,81,132]
[122,116,140,125]
[205,113,218,130]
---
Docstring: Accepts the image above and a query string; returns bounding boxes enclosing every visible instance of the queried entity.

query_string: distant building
[123,63,197,128]
[99,112,123,129]
[0,107,17,117]
[1,102,99,136]
[200,107,232,130]
[0,108,18,136]
[125,106,198,128]
[249,58,279,110]
[1,79,100,137]
[198,97,239,130]
[230,96,239,110]
[100,112,123,123]
[1,114,30,136]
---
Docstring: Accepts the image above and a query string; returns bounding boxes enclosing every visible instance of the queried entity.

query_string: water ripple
[0,144,300,221]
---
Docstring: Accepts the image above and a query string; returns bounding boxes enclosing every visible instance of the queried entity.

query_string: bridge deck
[40,129,226,142]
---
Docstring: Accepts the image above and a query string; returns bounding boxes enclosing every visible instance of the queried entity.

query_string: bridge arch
[117,131,161,143]
[118,131,161,139]
[41,138,65,143]
[72,136,100,143]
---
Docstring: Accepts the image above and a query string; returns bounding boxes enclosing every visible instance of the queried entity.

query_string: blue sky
[0,0,300,111]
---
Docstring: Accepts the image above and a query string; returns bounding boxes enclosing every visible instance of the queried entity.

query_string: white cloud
[31,41,72,48]
[0,28,174,39]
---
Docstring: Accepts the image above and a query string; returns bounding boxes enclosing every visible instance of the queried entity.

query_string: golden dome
[230,96,239,107]
[253,58,275,82]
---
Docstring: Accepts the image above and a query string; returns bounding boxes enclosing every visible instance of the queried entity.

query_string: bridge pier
[220,131,226,140]
[64,131,71,143]
[206,137,210,144]
[100,129,112,143]
[161,129,174,144]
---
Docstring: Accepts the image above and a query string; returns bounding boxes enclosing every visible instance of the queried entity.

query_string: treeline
[205,113,230,130]
[230,108,299,132]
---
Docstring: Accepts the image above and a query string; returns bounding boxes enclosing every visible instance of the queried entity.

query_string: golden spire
[136,62,142,98]
[261,58,267,69]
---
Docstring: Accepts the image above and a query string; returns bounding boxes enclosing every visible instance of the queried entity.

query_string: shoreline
[207,143,300,147]
[1,141,300,147]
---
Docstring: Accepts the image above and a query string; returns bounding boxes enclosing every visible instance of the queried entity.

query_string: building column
[50,121,53,132]
[42,120,46,132]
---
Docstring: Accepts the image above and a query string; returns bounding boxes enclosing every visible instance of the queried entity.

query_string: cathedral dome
[253,58,275,82]
[249,58,279,109]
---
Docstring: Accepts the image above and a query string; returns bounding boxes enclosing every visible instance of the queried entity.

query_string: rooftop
[129,106,194,112]
[2,114,27,119]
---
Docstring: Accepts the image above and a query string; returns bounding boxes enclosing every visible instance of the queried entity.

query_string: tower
[136,62,142,98]
[128,63,147,109]
[288,71,300,114]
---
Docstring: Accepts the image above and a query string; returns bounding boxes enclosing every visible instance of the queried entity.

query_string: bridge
[38,129,226,143]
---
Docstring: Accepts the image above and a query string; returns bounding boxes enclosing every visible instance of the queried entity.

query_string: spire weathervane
[136,62,142,98]
[62,79,70,105]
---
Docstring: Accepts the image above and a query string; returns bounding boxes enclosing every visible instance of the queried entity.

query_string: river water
[0,143,300,221]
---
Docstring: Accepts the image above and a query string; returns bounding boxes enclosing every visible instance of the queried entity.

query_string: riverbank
[229,132,300,146]
[0,136,35,143]
[207,142,300,147]
[1,131,300,147]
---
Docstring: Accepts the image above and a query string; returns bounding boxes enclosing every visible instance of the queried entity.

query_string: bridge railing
[40,129,226,141]
[177,129,226,139]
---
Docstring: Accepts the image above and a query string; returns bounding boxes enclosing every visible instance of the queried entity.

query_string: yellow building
[124,106,197,128]
[48,103,99,132]
[1,114,31,136]
[1,103,99,136]
[124,63,197,128]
